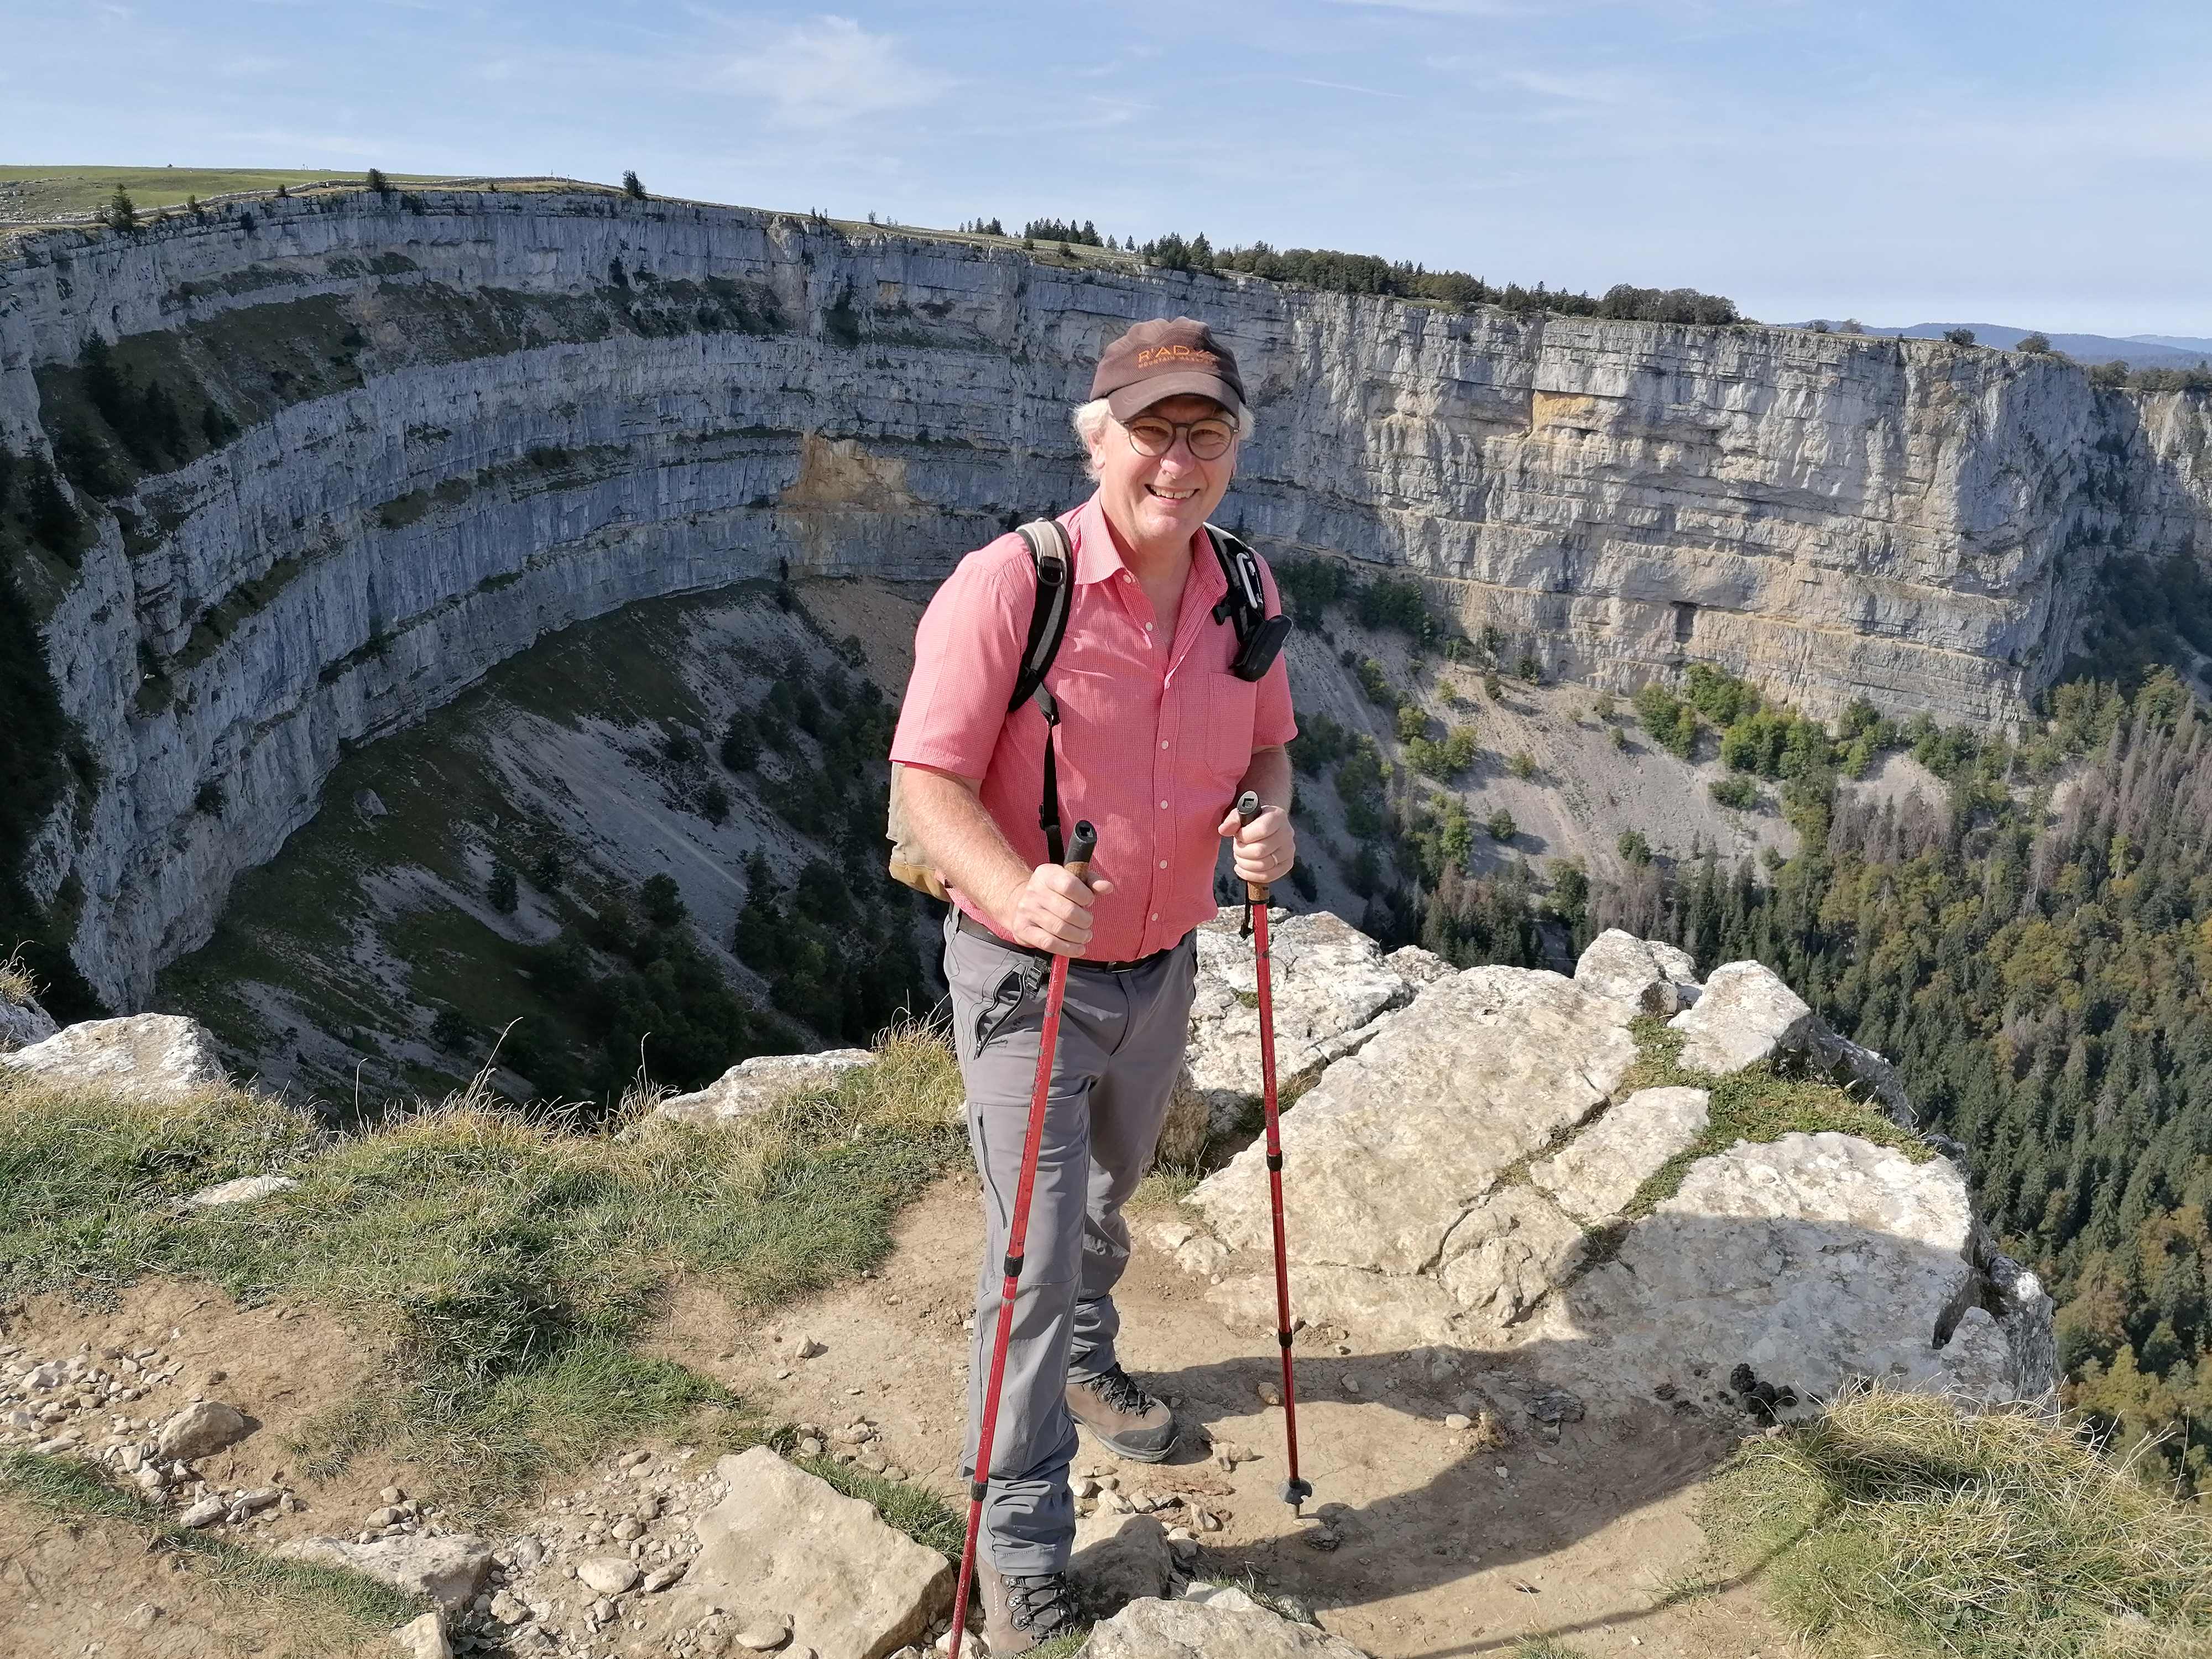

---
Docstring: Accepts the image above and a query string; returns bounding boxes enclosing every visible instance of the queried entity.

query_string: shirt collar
[1068,492,1227,611]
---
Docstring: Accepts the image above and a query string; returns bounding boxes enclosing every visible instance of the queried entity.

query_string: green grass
[0,166,446,220]
[1706,1387,2212,1659]
[0,1022,965,1522]
[0,1448,426,1653]
[1512,1640,1590,1659]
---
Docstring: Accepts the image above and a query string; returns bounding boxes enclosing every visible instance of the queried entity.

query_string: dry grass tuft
[0,946,39,1007]
[1709,1385,2212,1658]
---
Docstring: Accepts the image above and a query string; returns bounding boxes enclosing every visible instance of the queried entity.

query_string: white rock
[577,1555,640,1595]
[278,1534,495,1609]
[178,1496,227,1528]
[1573,929,1701,1016]
[1528,1087,1711,1223]
[390,1612,451,1659]
[656,1051,872,1127]
[1078,1593,1371,1656]
[1666,961,1816,1073]
[184,1173,300,1208]
[665,1447,950,1659]
[0,1015,228,1102]
[155,1400,251,1460]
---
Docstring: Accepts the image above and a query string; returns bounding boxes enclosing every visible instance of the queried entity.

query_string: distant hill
[1803,320,2212,368]
[2128,332,2212,355]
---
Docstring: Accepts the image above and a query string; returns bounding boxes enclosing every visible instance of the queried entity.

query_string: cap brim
[1105,373,1245,422]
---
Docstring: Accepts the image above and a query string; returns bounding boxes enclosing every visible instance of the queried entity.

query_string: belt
[956,911,1175,974]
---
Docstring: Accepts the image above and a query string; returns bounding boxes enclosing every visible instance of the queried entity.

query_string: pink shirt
[892,493,1297,961]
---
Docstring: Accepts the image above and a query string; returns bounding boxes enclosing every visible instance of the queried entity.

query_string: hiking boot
[978,1558,1077,1655]
[1066,1364,1177,1462]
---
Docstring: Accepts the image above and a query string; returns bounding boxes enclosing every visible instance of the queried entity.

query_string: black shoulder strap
[1011,519,1074,864]
[1206,524,1266,636]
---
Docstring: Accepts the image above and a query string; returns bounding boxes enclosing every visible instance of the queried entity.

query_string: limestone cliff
[3,187,2209,1006]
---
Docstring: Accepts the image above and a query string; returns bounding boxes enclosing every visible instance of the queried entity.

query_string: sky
[3,1,2209,336]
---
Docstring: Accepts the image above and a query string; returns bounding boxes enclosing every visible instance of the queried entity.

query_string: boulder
[667,1447,950,1659]
[185,1173,300,1208]
[1079,1594,1371,1657]
[0,987,58,1052]
[155,1401,252,1460]
[1522,1132,2028,1407]
[0,1014,228,1102]
[1183,909,1442,1137]
[1191,966,1639,1340]
[1529,1087,1710,1223]
[656,1050,872,1127]
[1666,961,1817,1073]
[1069,1512,1174,1619]
[390,1613,450,1659]
[1573,928,1701,1016]
[278,1534,494,1610]
[1667,961,1915,1124]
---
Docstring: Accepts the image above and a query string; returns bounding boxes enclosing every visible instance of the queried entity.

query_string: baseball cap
[1092,317,1246,422]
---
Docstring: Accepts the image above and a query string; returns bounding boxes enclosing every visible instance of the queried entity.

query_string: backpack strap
[1011,519,1074,865]
[1206,524,1293,684]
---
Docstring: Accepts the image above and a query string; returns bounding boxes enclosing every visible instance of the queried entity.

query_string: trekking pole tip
[1281,1476,1313,1511]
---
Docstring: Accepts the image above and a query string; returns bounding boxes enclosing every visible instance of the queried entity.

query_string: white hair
[1070,397,1255,481]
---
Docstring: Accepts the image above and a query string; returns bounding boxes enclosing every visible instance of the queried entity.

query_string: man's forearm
[1238,745,1293,812]
[894,764,1031,926]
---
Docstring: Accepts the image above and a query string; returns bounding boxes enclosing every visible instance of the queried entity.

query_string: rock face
[0,986,58,1052]
[1176,930,2055,1412]
[6,189,2210,1005]
[656,1048,873,1127]
[670,1447,951,1659]
[0,1014,228,1100]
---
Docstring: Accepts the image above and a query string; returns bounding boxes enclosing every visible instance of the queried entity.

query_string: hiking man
[890,316,1296,1652]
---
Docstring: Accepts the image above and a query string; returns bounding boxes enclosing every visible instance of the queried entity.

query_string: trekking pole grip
[1236,790,1269,904]
[1066,819,1097,881]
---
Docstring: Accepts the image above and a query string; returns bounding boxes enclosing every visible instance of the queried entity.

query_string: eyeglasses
[1123,414,1237,461]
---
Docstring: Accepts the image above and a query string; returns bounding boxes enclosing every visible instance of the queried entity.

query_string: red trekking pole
[1237,790,1313,1515]
[948,820,1097,1659]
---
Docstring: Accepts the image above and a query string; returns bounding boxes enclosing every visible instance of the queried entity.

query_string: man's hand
[1003,863,1117,957]
[1218,801,1295,889]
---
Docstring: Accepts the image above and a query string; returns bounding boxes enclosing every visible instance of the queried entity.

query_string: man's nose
[1155,439,1203,476]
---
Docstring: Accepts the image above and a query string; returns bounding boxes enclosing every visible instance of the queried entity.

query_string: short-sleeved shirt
[891,492,1297,962]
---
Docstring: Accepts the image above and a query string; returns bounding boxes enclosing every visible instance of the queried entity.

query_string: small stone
[577,1556,641,1596]
[797,1437,823,1458]
[390,1611,451,1659]
[382,1486,406,1503]
[735,1620,791,1651]
[489,1590,529,1624]
[155,1401,251,1461]
[178,1496,227,1528]
[796,1338,826,1360]
[612,1518,644,1541]
[643,1561,688,1592]
[1444,1413,1473,1431]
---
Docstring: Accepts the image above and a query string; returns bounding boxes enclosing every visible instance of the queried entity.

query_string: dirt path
[658,1177,1787,1659]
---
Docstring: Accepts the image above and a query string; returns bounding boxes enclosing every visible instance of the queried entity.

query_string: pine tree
[623,170,646,199]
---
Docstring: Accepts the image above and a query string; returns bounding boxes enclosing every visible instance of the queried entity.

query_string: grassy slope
[0,1023,964,1523]
[0,165,444,218]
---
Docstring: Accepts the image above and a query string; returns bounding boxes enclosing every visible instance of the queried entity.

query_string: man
[890,316,1296,1652]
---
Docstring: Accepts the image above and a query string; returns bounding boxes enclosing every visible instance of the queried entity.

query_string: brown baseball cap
[1092,316,1246,422]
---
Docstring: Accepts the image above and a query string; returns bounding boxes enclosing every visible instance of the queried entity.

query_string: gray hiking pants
[943,913,1197,1575]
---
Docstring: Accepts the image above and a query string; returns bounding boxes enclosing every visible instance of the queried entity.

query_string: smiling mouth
[1145,485,1199,502]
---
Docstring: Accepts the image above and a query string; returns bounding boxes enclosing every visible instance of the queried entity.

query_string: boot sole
[1073,1419,1178,1463]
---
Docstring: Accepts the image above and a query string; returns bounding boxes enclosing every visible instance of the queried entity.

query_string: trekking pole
[947,820,1097,1659]
[1238,790,1313,1515]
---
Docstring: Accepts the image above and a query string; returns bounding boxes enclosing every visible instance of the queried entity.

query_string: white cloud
[1494,66,1651,103]
[717,15,948,129]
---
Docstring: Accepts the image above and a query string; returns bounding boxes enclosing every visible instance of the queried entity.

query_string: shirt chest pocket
[1197,669,1259,782]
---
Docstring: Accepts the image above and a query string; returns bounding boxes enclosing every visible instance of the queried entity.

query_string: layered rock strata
[4,189,2210,1003]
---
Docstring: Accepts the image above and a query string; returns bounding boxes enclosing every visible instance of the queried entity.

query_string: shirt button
[1160,740,1169,750]
[1159,860,1168,870]
[1144,621,1154,631]
[1150,912,1160,921]
[1159,800,1168,809]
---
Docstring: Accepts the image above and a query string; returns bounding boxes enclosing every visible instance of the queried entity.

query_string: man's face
[1089,393,1239,552]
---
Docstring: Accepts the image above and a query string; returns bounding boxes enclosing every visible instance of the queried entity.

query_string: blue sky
[4,1,2209,335]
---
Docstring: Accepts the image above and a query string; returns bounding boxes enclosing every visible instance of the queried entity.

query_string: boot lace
[1081,1364,1156,1417]
[1005,1571,1077,1636]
